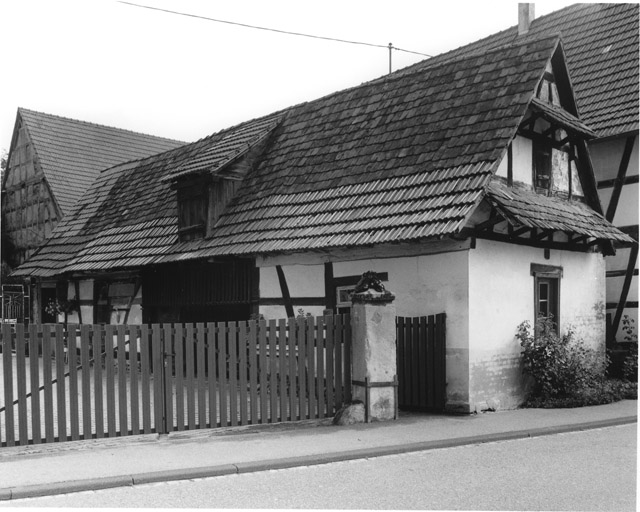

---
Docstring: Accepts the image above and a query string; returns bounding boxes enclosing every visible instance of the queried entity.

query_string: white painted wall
[60,278,143,325]
[590,136,639,182]
[258,246,472,408]
[468,239,606,410]
[512,135,532,185]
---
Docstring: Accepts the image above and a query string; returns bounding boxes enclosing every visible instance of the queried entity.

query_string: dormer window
[533,138,552,191]
[177,177,210,242]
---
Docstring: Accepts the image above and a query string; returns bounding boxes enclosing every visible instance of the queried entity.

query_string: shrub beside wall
[517,318,637,408]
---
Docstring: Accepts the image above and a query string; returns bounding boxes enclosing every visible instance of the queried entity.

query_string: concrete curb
[1,416,635,501]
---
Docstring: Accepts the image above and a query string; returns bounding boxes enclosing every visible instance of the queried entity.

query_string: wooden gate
[396,313,446,411]
[0,314,351,447]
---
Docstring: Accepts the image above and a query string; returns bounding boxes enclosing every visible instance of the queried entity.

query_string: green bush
[517,317,606,402]
[621,315,638,382]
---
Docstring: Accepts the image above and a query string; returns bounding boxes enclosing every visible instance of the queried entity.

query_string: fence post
[350,272,397,422]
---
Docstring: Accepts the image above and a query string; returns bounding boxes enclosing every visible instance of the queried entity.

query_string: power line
[117,1,433,62]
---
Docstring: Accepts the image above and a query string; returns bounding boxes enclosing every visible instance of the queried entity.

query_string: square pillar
[350,272,397,422]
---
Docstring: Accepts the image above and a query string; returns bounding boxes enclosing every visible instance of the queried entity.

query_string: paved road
[3,424,636,510]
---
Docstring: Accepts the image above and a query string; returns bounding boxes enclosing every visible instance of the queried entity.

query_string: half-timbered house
[408,3,639,343]
[1,109,185,321]
[14,32,632,411]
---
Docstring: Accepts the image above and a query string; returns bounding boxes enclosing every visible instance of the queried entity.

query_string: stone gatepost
[350,271,397,422]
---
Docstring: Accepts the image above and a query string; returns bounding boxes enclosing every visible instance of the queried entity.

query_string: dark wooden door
[396,313,446,411]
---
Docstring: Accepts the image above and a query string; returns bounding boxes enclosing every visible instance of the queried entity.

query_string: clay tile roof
[162,113,283,182]
[487,179,634,244]
[528,97,597,139]
[14,35,563,276]
[397,3,639,138]
[17,108,186,215]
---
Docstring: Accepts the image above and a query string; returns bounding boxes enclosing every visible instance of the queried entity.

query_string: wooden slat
[406,318,414,407]
[427,315,436,409]
[105,324,116,438]
[163,324,174,432]
[205,323,217,428]
[238,322,248,425]
[139,325,151,434]
[248,320,258,424]
[297,317,308,420]
[396,317,405,405]
[411,317,420,407]
[15,324,29,444]
[277,319,287,422]
[151,324,163,433]
[117,325,128,436]
[174,324,184,431]
[343,314,352,403]
[68,325,80,441]
[42,324,54,443]
[129,325,140,435]
[196,323,207,429]
[28,324,42,444]
[334,315,343,408]
[228,322,238,426]
[288,319,297,421]
[217,323,229,427]
[55,324,67,442]
[306,317,316,419]
[325,315,335,415]
[185,323,196,430]
[316,316,326,418]
[435,313,447,410]
[267,320,277,423]
[258,320,268,424]
[2,324,15,446]
[93,325,104,438]
[80,325,92,439]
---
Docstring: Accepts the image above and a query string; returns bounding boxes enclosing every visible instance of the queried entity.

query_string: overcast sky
[1,0,586,153]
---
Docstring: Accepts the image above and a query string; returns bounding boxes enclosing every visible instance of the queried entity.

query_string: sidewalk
[0,399,636,501]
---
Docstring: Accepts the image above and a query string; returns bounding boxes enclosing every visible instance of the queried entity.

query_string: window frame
[530,263,562,332]
[533,137,553,191]
[176,177,211,242]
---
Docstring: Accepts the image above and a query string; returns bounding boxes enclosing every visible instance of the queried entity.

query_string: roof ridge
[375,32,562,85]
[17,107,187,144]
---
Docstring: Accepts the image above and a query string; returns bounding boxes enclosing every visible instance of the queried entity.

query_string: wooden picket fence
[396,313,446,411]
[0,314,351,447]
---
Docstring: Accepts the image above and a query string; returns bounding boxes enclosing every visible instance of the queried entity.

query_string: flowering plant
[45,298,79,317]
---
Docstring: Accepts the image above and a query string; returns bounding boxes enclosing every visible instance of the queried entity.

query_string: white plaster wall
[612,183,639,227]
[260,265,324,298]
[512,135,532,185]
[63,280,92,324]
[259,264,325,319]
[258,249,472,407]
[590,136,639,182]
[468,239,606,410]
[495,152,508,179]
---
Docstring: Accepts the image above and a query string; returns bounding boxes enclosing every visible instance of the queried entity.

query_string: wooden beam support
[275,265,295,318]
[510,226,533,238]
[606,134,636,222]
[611,243,639,338]
[324,262,335,313]
[473,214,503,233]
[598,174,639,189]
[476,231,591,253]
[507,143,513,186]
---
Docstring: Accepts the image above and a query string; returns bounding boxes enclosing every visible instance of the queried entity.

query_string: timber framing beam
[475,230,594,253]
[611,243,639,340]
[606,134,636,222]
[275,265,295,318]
